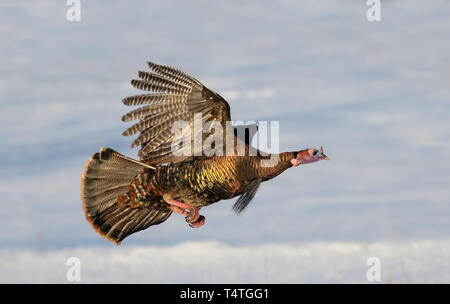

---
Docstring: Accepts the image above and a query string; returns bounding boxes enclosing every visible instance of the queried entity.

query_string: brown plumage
[81,61,329,244]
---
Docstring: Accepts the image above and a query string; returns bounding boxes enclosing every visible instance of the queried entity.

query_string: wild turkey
[81,61,329,244]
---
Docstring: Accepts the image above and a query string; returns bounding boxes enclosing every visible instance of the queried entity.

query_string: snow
[2,239,449,283]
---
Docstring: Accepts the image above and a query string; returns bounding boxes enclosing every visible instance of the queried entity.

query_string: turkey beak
[320,147,329,160]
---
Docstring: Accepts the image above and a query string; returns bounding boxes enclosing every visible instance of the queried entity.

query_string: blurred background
[0,0,449,283]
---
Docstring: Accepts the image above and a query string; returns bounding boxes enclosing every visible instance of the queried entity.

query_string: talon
[185,207,200,223]
[189,215,205,228]
[164,198,203,226]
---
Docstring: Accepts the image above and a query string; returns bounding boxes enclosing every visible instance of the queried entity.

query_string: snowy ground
[2,238,449,283]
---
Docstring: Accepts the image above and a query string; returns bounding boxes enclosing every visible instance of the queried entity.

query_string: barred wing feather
[122,61,231,165]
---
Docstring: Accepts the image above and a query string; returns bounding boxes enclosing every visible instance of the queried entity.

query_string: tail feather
[81,147,171,244]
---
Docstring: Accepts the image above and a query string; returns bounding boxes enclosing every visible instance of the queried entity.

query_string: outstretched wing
[122,61,231,165]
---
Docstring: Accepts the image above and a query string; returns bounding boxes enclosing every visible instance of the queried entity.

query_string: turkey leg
[165,198,205,228]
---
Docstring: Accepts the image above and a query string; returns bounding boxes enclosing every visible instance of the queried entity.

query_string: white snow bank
[2,238,450,283]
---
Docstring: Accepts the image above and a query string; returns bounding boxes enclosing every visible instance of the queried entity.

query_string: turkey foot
[188,215,205,228]
[166,198,205,227]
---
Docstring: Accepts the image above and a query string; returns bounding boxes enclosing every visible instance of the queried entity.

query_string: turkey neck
[252,151,297,182]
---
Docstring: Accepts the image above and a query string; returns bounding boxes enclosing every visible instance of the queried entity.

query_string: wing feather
[131,79,188,95]
[122,108,188,136]
[122,94,187,106]
[121,100,187,122]
[131,114,190,148]
[138,71,192,92]
[147,61,200,86]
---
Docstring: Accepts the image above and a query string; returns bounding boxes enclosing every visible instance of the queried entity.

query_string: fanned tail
[81,147,171,244]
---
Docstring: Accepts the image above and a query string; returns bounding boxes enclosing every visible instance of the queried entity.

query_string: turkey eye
[312,150,318,156]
